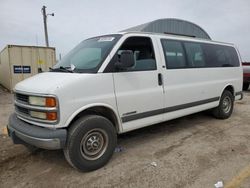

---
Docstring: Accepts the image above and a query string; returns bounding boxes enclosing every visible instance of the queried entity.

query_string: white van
[8,32,243,171]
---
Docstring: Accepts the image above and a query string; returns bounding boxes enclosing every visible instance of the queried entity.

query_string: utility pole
[41,6,54,47]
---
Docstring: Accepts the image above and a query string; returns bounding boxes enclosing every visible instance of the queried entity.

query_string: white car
[8,32,243,171]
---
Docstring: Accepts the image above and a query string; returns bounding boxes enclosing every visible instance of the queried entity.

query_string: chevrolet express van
[8,32,243,171]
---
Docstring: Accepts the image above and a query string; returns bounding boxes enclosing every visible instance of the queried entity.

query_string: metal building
[123,18,211,40]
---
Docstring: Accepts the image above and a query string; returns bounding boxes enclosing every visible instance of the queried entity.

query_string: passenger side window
[159,39,240,70]
[161,40,186,69]
[226,47,240,67]
[116,37,156,72]
[202,44,240,67]
[184,42,206,67]
[216,49,229,67]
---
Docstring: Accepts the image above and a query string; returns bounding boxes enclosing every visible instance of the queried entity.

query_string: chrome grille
[15,106,29,115]
[15,93,29,103]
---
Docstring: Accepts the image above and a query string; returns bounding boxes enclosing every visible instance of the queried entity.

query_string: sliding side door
[160,39,219,121]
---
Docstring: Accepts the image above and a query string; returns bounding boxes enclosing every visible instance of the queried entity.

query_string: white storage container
[0,45,56,91]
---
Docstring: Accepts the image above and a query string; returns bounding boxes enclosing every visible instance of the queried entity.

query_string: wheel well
[69,106,120,133]
[224,85,234,96]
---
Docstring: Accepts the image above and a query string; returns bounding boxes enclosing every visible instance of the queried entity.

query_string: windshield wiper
[49,66,75,73]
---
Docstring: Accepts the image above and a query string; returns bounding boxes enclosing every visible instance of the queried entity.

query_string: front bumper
[8,113,67,150]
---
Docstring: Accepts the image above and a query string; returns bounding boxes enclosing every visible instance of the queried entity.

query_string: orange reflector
[46,97,56,107]
[46,112,57,121]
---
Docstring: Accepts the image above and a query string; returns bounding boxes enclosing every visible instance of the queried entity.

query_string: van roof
[116,31,234,47]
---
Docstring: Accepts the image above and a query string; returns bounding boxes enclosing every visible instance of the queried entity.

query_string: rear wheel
[63,115,117,172]
[243,83,249,91]
[212,90,234,119]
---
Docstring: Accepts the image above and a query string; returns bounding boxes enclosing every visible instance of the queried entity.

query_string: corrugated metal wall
[123,18,211,40]
[0,46,11,89]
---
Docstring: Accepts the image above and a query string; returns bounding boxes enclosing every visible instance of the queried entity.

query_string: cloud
[0,0,249,61]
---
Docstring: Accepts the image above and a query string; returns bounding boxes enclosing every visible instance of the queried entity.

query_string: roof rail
[163,32,196,38]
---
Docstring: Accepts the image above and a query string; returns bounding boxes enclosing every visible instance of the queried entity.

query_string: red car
[243,62,250,90]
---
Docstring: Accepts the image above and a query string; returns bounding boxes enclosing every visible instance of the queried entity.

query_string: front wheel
[212,90,234,119]
[64,115,117,172]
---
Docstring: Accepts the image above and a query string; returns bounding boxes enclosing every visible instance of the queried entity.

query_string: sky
[0,0,250,61]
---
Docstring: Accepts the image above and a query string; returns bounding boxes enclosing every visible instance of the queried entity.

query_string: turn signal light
[46,97,56,107]
[46,112,57,121]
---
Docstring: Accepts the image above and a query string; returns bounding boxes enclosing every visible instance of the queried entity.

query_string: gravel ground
[0,86,250,188]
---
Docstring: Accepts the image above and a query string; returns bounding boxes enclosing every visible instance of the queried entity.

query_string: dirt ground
[0,86,250,188]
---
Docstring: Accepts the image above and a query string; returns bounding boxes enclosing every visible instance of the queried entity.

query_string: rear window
[202,44,240,67]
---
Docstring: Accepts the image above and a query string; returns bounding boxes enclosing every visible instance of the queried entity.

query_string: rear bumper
[8,113,67,150]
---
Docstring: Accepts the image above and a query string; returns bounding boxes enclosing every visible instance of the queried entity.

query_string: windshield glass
[53,34,121,73]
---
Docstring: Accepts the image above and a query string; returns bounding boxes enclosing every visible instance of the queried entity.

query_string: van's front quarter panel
[55,73,120,129]
[13,72,120,129]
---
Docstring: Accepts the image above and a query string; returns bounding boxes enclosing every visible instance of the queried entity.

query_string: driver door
[111,36,165,132]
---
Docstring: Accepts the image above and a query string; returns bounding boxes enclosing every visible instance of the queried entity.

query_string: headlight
[29,96,56,107]
[30,111,57,121]
[30,111,47,119]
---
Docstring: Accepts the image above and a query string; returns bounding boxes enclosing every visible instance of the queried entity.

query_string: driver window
[115,37,157,72]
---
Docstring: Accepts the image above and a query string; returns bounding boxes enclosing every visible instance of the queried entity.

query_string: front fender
[64,103,122,133]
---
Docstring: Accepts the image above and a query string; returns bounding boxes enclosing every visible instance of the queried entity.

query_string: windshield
[53,34,121,73]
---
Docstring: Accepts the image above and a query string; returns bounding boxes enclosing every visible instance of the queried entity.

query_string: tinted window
[184,42,206,67]
[202,44,239,67]
[161,40,186,69]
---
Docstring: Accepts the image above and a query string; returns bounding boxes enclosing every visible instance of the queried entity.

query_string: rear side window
[184,42,206,67]
[202,44,240,67]
[161,40,186,69]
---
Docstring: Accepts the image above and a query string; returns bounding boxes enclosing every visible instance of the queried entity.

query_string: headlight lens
[29,111,57,121]
[30,111,47,119]
[29,96,46,106]
[29,96,56,107]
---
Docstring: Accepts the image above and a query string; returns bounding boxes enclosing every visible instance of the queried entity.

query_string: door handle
[158,73,163,86]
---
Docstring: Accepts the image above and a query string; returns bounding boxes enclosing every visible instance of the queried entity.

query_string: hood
[15,72,87,94]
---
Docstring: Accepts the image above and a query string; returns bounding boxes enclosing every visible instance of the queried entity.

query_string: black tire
[212,90,234,119]
[63,115,117,172]
[243,83,249,91]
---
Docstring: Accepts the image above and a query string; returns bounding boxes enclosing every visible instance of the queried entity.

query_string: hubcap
[222,96,231,114]
[80,128,108,161]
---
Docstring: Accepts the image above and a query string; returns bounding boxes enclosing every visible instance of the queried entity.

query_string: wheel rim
[80,128,109,161]
[222,96,231,114]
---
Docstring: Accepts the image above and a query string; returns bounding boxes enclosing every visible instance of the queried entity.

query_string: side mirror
[115,50,135,69]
